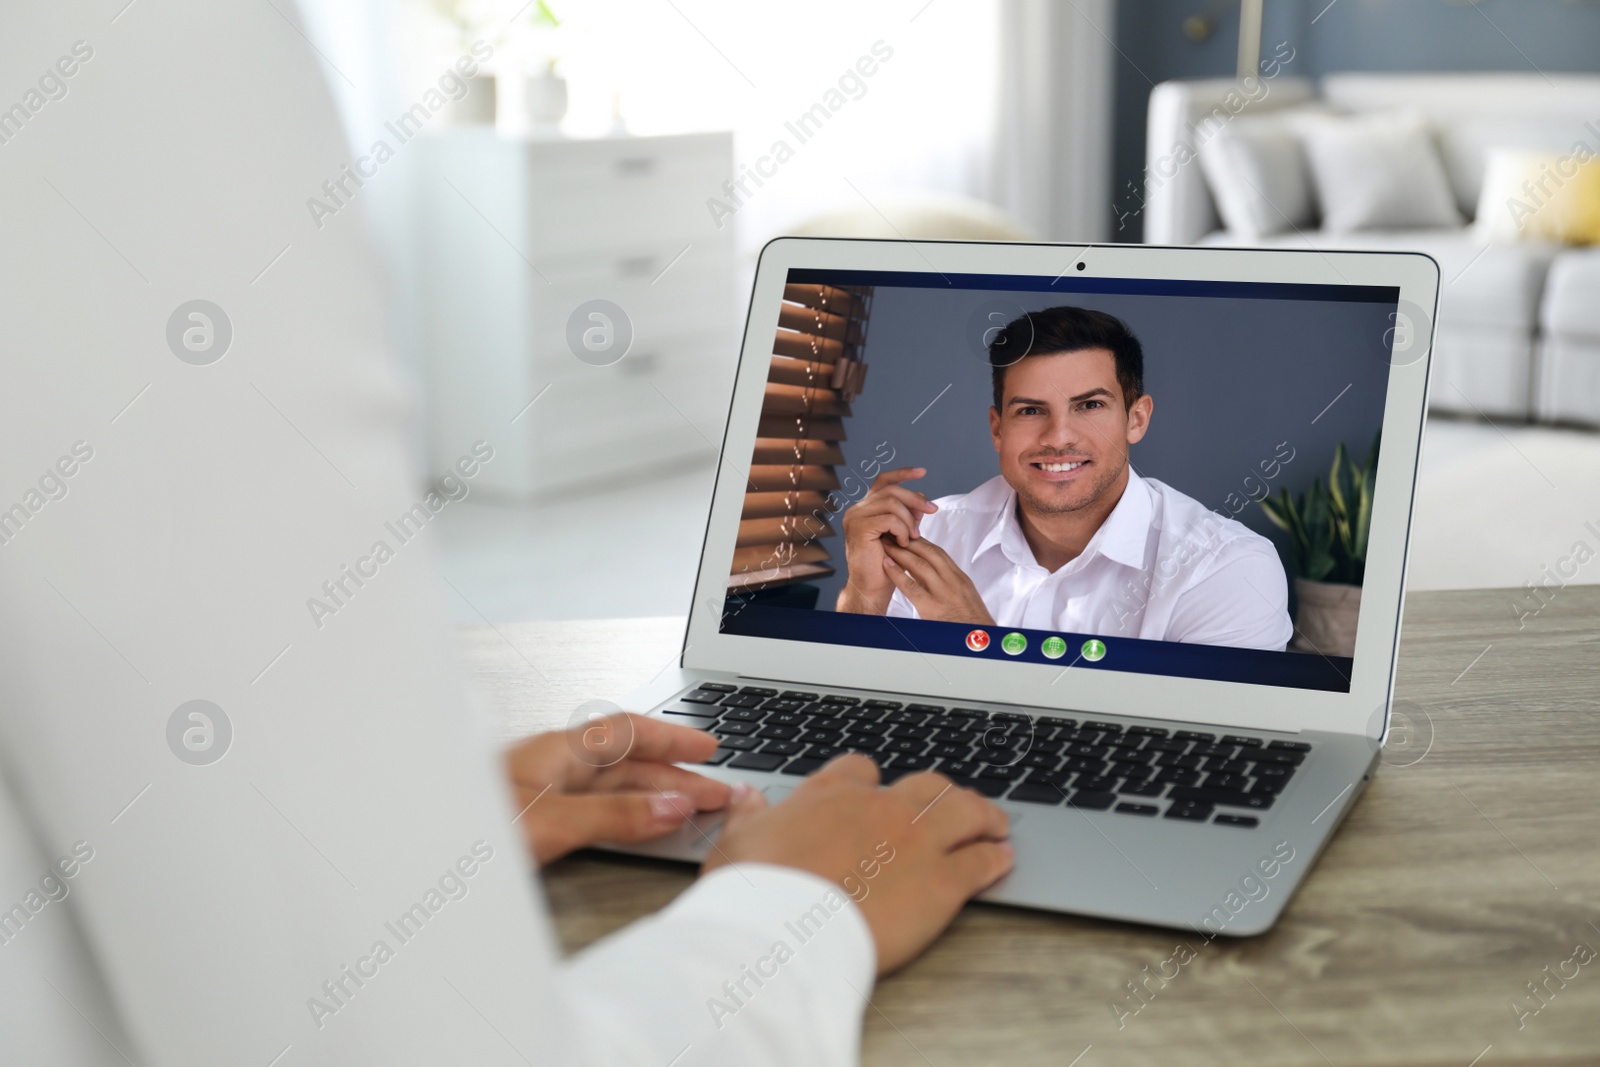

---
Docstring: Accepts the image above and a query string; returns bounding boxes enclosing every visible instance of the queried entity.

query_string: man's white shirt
[886,468,1294,651]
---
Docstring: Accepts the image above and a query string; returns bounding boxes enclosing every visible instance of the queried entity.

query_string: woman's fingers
[504,730,571,786]
[713,781,769,836]
[577,712,720,767]
[590,758,733,811]
[809,751,882,788]
[947,839,1016,895]
[522,790,699,865]
[890,772,1011,850]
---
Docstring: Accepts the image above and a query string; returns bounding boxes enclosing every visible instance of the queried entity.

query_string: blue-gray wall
[1111,0,1600,242]
[807,283,1393,610]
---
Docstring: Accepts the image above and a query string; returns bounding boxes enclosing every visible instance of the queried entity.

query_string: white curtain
[550,0,1003,258]
[301,0,1118,253]
[993,0,1115,242]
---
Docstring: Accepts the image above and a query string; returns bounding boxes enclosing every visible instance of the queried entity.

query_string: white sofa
[1144,73,1600,425]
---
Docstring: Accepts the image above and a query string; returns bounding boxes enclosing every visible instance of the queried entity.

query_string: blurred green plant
[429,0,560,40]
[519,0,560,30]
[1258,432,1380,586]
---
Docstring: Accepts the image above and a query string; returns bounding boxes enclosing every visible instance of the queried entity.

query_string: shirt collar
[974,466,1153,572]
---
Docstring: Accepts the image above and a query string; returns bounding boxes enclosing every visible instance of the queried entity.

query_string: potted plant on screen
[1258,432,1379,658]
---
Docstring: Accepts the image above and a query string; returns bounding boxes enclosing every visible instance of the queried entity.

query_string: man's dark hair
[989,306,1144,411]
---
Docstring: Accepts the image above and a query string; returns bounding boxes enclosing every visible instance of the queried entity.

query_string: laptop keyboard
[659,684,1313,830]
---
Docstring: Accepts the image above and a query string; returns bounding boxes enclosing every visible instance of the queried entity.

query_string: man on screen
[835,306,1293,651]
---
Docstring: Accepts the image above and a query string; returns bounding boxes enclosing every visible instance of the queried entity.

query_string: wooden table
[460,588,1600,1067]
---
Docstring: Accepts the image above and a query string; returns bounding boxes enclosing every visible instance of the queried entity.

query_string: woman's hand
[703,754,1013,976]
[506,713,732,865]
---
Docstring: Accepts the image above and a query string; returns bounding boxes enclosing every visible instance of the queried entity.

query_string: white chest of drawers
[414,129,736,498]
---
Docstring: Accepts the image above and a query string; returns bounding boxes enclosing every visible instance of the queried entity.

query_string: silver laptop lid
[683,239,1437,739]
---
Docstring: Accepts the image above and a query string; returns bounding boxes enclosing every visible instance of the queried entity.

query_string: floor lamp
[1237,0,1264,78]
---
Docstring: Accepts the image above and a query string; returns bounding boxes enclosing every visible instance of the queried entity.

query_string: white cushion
[1295,109,1463,233]
[1320,73,1600,215]
[1143,78,1317,246]
[1439,118,1600,220]
[1474,148,1600,245]
[1196,109,1321,238]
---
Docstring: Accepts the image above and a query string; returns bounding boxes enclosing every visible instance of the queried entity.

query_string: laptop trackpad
[612,782,1018,863]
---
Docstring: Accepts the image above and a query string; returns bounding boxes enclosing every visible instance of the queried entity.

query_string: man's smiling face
[987,347,1154,516]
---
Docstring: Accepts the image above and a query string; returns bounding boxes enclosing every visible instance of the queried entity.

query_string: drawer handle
[615,156,657,176]
[617,255,658,277]
[620,351,659,376]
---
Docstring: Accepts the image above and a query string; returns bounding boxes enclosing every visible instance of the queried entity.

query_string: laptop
[602,237,1437,936]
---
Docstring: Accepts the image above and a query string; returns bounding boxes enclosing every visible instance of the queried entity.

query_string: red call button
[965,629,990,652]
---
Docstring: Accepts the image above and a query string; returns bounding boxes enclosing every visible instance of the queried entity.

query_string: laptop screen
[717,268,1403,694]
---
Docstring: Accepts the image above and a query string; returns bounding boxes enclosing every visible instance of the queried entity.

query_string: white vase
[441,73,496,126]
[1291,578,1361,658]
[523,68,568,128]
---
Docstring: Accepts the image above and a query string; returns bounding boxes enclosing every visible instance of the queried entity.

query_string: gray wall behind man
[808,283,1392,611]
[1110,0,1600,242]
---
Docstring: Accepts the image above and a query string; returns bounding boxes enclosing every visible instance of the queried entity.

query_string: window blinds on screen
[729,283,875,593]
